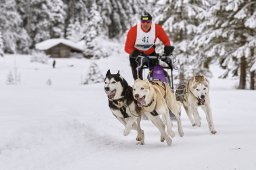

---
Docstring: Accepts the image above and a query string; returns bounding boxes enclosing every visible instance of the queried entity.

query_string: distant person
[124,12,174,80]
[52,59,56,69]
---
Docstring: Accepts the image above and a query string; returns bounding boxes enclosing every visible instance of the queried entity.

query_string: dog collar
[143,99,154,107]
[109,96,125,102]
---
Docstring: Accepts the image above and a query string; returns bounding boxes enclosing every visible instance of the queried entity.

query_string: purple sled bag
[151,65,167,83]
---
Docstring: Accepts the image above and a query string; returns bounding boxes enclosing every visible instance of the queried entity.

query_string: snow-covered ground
[0,54,256,170]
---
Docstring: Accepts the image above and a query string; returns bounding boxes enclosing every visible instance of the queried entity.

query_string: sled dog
[182,75,217,134]
[133,79,184,146]
[104,70,144,144]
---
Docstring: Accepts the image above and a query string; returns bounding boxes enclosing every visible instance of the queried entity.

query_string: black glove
[164,46,174,56]
[131,49,142,58]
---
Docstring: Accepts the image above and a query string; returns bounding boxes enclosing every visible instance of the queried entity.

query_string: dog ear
[117,70,120,76]
[195,75,204,82]
[202,75,205,81]
[106,69,111,76]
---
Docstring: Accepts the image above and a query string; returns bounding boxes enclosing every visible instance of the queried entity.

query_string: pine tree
[0,0,31,53]
[83,2,103,58]
[81,0,147,58]
[191,0,256,89]
[84,62,104,84]
[66,19,83,42]
[27,0,51,46]
[48,0,66,38]
[15,0,33,53]
[29,0,66,45]
[97,0,148,38]
[154,0,213,83]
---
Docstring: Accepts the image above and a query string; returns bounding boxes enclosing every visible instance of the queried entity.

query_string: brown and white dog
[133,79,184,146]
[182,75,217,134]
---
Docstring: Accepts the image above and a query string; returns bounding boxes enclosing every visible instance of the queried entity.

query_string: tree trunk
[249,0,255,90]
[250,71,255,90]
[25,0,31,34]
[238,56,246,89]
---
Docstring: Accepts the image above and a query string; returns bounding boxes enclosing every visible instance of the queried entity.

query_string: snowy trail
[0,83,135,170]
[1,84,256,170]
[1,55,256,170]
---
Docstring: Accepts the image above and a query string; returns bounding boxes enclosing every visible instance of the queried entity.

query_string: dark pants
[129,53,158,80]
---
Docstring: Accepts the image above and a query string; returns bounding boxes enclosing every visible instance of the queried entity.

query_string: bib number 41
[142,36,149,43]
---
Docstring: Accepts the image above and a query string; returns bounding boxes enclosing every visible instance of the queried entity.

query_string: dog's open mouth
[136,96,146,107]
[197,98,205,105]
[106,90,116,99]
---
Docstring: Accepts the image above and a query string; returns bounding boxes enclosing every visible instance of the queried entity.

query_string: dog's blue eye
[111,81,116,84]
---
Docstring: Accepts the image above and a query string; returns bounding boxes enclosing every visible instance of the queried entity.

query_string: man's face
[141,20,152,31]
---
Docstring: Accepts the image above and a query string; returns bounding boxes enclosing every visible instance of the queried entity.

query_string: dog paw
[179,131,184,137]
[165,137,172,146]
[211,130,217,134]
[136,136,143,141]
[136,141,144,145]
[136,130,144,141]
[160,136,165,142]
[168,131,175,138]
[196,122,201,127]
[123,129,130,136]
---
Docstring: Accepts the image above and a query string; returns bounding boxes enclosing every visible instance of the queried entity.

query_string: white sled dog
[104,70,144,144]
[182,75,217,134]
[133,79,184,146]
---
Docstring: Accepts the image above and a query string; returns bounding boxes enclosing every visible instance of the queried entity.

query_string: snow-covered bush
[84,36,122,59]
[6,71,14,85]
[30,51,49,64]
[84,62,104,85]
[70,52,84,59]
[6,69,20,85]
[46,79,52,86]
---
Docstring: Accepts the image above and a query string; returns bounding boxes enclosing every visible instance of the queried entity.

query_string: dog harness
[142,98,159,116]
[120,106,130,118]
[110,99,130,118]
[150,110,159,116]
[150,80,167,99]
[143,81,168,117]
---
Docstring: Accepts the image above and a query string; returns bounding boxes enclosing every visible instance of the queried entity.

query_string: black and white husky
[104,70,144,144]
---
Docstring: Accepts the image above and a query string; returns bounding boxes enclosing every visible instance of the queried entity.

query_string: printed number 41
[142,37,149,43]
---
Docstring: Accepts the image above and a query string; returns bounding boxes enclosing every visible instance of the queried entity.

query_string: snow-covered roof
[35,39,84,52]
[250,61,256,72]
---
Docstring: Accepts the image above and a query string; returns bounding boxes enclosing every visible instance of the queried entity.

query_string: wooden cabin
[35,39,84,58]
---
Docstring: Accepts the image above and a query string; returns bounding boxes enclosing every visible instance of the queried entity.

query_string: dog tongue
[198,98,205,105]
[138,97,146,106]
[108,93,115,99]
